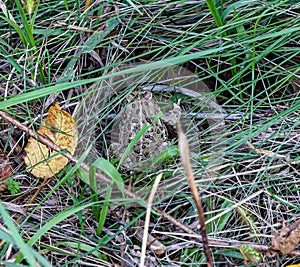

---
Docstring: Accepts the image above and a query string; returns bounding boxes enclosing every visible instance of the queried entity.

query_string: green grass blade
[97,185,112,235]
[14,202,94,263]
[0,202,50,266]
[205,0,223,27]
[92,157,124,195]
[14,0,35,47]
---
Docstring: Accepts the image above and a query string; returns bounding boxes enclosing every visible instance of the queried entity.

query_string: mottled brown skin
[0,153,13,191]
[271,219,300,254]
[109,92,180,170]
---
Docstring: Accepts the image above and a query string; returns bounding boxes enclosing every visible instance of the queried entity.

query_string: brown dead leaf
[0,152,13,191]
[271,219,300,254]
[24,103,78,179]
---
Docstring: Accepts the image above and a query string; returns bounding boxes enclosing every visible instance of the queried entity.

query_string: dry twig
[177,121,213,267]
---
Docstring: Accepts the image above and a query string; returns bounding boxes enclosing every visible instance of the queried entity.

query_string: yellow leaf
[24,103,78,179]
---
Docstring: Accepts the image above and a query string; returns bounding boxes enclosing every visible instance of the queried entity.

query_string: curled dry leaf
[271,219,300,254]
[0,152,13,191]
[24,103,78,179]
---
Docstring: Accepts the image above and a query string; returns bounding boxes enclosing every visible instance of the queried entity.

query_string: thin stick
[15,178,51,224]
[177,121,213,267]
